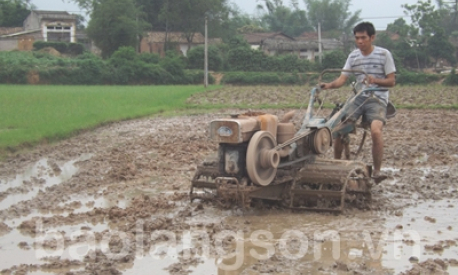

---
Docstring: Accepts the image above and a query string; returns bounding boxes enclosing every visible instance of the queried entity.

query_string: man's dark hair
[353,22,376,36]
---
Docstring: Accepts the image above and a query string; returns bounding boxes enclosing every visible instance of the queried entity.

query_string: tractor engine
[209,112,295,185]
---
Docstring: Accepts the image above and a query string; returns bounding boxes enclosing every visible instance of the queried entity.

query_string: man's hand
[365,75,376,85]
[365,73,396,87]
[320,83,332,90]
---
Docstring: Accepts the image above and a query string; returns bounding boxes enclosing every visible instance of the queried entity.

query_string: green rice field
[0,85,220,152]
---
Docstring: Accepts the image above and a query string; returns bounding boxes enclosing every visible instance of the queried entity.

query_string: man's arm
[366,72,396,87]
[321,74,348,90]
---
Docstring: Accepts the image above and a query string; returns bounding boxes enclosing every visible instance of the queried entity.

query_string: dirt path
[0,109,457,274]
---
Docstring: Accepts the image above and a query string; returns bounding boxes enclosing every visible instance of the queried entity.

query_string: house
[24,10,77,43]
[242,32,295,50]
[0,10,84,51]
[140,31,222,57]
[294,32,344,61]
[241,31,343,61]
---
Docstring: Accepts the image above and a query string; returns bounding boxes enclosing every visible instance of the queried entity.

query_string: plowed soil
[1,106,458,274]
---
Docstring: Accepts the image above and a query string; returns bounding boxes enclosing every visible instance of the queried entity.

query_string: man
[320,21,396,181]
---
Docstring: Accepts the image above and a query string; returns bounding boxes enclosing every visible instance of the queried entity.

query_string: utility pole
[318,22,322,65]
[204,16,208,88]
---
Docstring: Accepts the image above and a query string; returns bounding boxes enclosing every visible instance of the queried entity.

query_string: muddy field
[1,106,458,275]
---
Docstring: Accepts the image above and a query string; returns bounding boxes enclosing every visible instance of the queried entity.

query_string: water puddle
[0,222,110,271]
[0,154,93,211]
[382,199,458,274]
[115,200,458,274]
[0,229,41,269]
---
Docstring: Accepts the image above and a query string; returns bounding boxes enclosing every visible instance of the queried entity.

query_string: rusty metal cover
[209,117,260,144]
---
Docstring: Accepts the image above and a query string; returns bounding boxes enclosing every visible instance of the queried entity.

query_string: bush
[33,41,85,55]
[222,72,296,85]
[67,43,85,55]
[443,68,458,85]
[184,70,215,84]
[159,55,187,84]
[227,47,315,73]
[321,50,347,70]
[187,45,223,71]
[139,52,160,64]
[396,69,442,85]
[227,47,266,71]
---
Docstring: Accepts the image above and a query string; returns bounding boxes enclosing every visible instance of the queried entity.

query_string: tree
[85,0,146,58]
[386,18,413,37]
[256,0,312,36]
[218,3,263,41]
[158,0,229,51]
[427,29,457,68]
[402,0,457,68]
[0,0,32,27]
[402,0,442,38]
[303,0,360,35]
[74,13,86,30]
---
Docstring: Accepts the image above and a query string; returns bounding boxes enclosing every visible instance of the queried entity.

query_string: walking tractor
[190,69,396,212]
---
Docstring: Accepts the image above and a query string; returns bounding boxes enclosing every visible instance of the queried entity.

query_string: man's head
[353,22,376,54]
[353,22,376,37]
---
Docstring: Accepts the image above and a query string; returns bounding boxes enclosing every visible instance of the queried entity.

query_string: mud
[0,109,458,274]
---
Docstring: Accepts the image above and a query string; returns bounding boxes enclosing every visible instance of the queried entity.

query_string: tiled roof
[144,32,205,44]
[242,32,295,44]
[0,27,24,35]
[32,10,77,20]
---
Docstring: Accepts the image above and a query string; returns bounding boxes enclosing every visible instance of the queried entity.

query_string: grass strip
[0,85,220,152]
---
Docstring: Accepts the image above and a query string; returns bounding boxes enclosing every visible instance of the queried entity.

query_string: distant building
[242,32,295,50]
[24,10,77,42]
[140,31,221,57]
[241,31,343,61]
[0,10,94,52]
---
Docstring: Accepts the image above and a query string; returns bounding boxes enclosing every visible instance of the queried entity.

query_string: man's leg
[334,137,344,159]
[371,120,384,176]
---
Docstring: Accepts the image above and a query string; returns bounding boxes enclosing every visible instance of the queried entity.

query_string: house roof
[0,27,24,36]
[295,32,318,41]
[243,32,295,44]
[263,38,342,51]
[144,32,206,44]
[295,31,340,41]
[0,28,40,38]
[31,10,77,20]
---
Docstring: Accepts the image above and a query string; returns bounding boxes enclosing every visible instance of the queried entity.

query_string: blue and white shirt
[342,46,396,104]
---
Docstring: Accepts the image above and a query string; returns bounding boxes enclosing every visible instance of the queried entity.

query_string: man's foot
[372,171,388,184]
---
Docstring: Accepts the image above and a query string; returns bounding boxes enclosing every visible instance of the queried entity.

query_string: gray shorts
[346,95,387,125]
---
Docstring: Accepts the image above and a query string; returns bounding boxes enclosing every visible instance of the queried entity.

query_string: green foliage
[184,70,215,84]
[443,69,458,85]
[257,0,313,36]
[304,0,361,34]
[396,69,442,85]
[108,46,173,84]
[34,41,68,53]
[227,47,314,72]
[320,50,347,70]
[159,53,187,83]
[159,0,228,38]
[0,0,30,27]
[33,41,85,55]
[86,0,147,58]
[221,72,307,85]
[67,43,85,55]
[0,48,204,85]
[427,29,457,66]
[139,52,160,64]
[186,45,223,71]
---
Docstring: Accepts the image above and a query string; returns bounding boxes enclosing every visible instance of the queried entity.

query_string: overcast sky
[30,0,421,30]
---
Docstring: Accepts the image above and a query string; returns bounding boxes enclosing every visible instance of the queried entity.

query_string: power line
[361,15,409,20]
